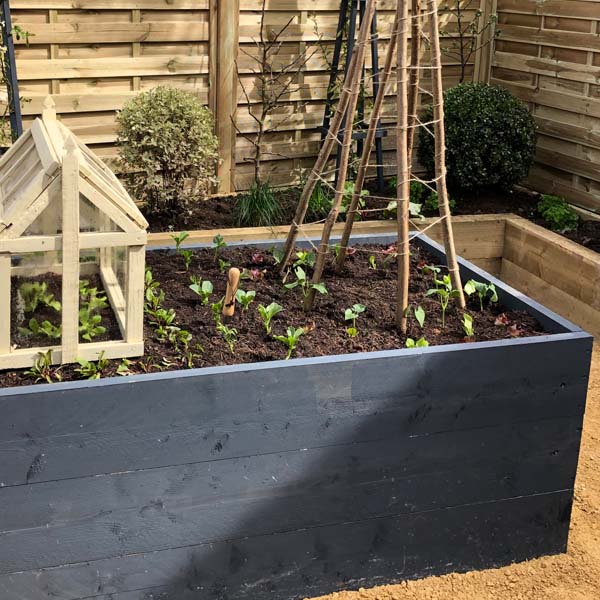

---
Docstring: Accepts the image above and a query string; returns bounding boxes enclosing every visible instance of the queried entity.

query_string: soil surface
[307,344,600,600]
[0,243,543,387]
[146,183,600,254]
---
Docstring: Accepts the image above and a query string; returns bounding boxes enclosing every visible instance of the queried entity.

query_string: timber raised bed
[0,233,592,600]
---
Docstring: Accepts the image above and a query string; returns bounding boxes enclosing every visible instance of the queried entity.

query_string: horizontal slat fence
[491,0,600,212]
[6,0,479,193]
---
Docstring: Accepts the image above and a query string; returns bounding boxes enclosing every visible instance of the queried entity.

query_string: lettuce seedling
[344,303,366,337]
[464,279,498,311]
[19,318,62,339]
[78,308,106,341]
[235,289,256,311]
[273,326,304,360]
[258,302,283,334]
[189,276,213,305]
[19,281,61,313]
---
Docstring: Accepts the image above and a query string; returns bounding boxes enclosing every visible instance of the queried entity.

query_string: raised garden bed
[0,232,592,600]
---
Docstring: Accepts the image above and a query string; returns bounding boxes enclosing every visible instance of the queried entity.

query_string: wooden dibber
[222,267,240,318]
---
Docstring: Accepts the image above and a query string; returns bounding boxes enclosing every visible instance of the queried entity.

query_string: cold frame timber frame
[0,233,592,600]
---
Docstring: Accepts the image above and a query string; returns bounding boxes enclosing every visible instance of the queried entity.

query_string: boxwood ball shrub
[417,83,537,193]
[117,86,219,222]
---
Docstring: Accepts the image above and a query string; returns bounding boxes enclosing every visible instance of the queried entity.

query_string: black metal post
[1,0,23,141]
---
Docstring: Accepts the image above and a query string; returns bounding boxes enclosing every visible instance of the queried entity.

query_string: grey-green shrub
[116,86,219,222]
[417,83,537,193]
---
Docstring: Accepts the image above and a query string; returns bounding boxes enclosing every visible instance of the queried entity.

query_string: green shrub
[116,86,219,223]
[307,181,332,222]
[417,83,537,193]
[537,195,579,233]
[234,180,282,227]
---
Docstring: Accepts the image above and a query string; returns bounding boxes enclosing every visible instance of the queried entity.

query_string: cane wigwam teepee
[0,97,148,370]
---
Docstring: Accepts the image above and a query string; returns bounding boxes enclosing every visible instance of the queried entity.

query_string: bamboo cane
[333,10,400,273]
[279,0,377,275]
[304,0,377,312]
[406,0,422,164]
[427,0,465,307]
[395,0,411,333]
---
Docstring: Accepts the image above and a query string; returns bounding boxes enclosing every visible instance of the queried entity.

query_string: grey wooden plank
[0,417,580,574]
[0,490,573,600]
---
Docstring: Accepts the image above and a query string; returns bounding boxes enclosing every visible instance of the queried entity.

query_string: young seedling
[80,282,108,312]
[284,266,328,300]
[19,281,61,313]
[217,322,238,353]
[189,276,213,305]
[211,298,225,325]
[79,308,106,341]
[406,337,429,348]
[144,269,165,312]
[116,358,135,377]
[462,313,475,338]
[426,274,461,328]
[258,302,283,334]
[464,279,498,311]
[422,264,442,283]
[273,326,304,360]
[75,351,110,380]
[368,255,377,270]
[24,350,62,384]
[212,233,227,260]
[180,249,193,271]
[344,303,366,338]
[170,231,190,253]
[235,289,256,311]
[218,258,231,273]
[19,318,62,339]
[294,250,316,269]
[414,305,426,328]
[270,247,284,265]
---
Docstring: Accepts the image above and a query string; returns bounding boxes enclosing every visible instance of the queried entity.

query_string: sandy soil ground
[309,345,600,600]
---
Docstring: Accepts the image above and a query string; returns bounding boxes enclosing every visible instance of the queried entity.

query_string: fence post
[214,0,240,194]
[473,0,498,84]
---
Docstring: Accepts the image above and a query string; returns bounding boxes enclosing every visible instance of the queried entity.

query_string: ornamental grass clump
[418,83,537,193]
[117,86,218,224]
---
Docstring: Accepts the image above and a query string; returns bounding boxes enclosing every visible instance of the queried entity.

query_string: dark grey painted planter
[0,234,592,600]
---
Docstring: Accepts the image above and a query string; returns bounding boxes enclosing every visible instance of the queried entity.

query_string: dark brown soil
[0,243,544,388]
[146,183,600,254]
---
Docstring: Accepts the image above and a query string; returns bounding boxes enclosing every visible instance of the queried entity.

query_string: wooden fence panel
[491,0,600,213]
[5,1,478,192]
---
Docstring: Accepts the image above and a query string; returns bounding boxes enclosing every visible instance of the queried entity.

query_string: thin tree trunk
[427,0,465,307]
[279,0,376,275]
[334,10,400,273]
[395,0,411,333]
[304,0,377,311]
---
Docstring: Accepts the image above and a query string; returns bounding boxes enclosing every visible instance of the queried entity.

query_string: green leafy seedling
[170,231,190,253]
[189,276,213,305]
[270,247,285,265]
[462,313,475,338]
[285,266,328,299]
[216,322,238,353]
[464,279,498,311]
[19,318,62,339]
[273,326,304,360]
[218,258,231,272]
[19,281,61,313]
[180,249,193,271]
[75,351,110,380]
[211,297,224,325]
[426,274,461,328]
[212,233,227,260]
[344,303,366,338]
[235,289,256,311]
[414,305,426,328]
[78,308,106,341]
[368,255,377,270]
[294,250,316,268]
[117,358,135,377]
[406,337,429,348]
[258,302,283,334]
[24,350,62,384]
